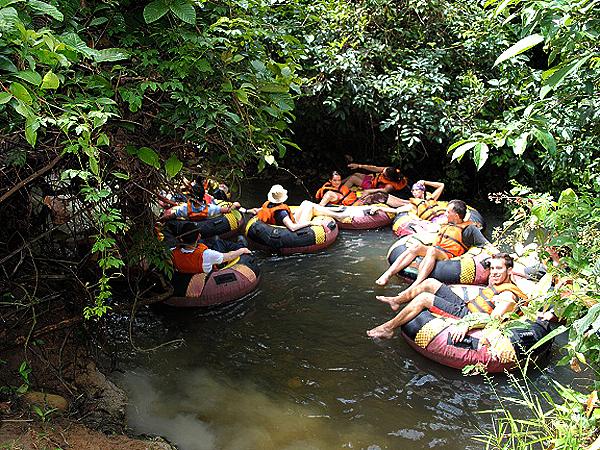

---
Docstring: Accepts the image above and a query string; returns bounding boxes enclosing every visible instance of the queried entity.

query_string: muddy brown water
[118,186,584,450]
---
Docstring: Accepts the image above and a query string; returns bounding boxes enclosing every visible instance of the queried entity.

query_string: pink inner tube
[165,261,260,307]
[337,211,393,230]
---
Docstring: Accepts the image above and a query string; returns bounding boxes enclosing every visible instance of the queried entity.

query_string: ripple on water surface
[119,207,579,450]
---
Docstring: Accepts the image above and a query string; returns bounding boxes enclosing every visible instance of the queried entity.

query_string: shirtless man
[367,253,528,341]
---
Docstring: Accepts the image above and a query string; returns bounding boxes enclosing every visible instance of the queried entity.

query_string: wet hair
[191,182,206,201]
[383,166,403,182]
[485,252,514,269]
[178,222,200,245]
[448,199,467,220]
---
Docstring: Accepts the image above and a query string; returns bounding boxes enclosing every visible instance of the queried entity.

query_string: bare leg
[375,243,428,286]
[386,194,412,208]
[343,173,366,190]
[293,201,316,224]
[376,278,443,311]
[367,293,435,339]
[400,247,450,293]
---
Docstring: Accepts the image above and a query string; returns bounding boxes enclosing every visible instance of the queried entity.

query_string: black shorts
[432,284,469,318]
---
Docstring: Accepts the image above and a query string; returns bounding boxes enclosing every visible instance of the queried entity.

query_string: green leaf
[0,55,18,72]
[473,142,489,170]
[0,92,12,104]
[526,325,566,354]
[0,0,24,8]
[532,128,556,155]
[449,141,478,162]
[494,34,544,67]
[40,70,59,89]
[14,70,41,86]
[264,154,275,165]
[540,55,592,99]
[259,82,288,93]
[170,0,195,24]
[512,132,529,156]
[96,133,109,146]
[137,146,160,169]
[10,82,32,105]
[197,59,212,72]
[0,7,20,31]
[27,0,64,21]
[112,172,130,180]
[25,116,39,147]
[89,155,99,175]
[164,153,183,178]
[89,17,108,26]
[93,48,129,63]
[143,0,169,23]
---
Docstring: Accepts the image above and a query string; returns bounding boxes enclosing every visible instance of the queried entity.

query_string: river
[116,186,583,450]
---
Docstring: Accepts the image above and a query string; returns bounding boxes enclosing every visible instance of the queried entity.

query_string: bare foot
[375,295,401,311]
[375,273,391,286]
[367,325,394,339]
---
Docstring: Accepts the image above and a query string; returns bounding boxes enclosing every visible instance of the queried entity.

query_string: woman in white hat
[245,185,381,231]
[245,185,312,231]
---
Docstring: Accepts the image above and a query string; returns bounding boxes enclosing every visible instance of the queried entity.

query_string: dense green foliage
[0,0,599,446]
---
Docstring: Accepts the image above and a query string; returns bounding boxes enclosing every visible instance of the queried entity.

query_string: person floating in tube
[243,184,387,231]
[370,180,447,223]
[375,200,496,288]
[158,182,241,222]
[171,222,252,274]
[367,253,528,340]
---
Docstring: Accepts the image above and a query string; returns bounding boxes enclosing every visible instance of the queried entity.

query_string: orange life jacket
[371,173,408,192]
[256,201,295,225]
[315,182,358,206]
[186,199,210,221]
[466,282,528,314]
[434,221,474,258]
[171,243,212,273]
[410,196,446,221]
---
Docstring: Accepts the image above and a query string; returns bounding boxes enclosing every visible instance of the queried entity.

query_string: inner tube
[244,214,339,255]
[401,307,553,372]
[160,208,244,245]
[392,201,485,237]
[164,253,260,307]
[332,203,395,230]
[386,232,546,285]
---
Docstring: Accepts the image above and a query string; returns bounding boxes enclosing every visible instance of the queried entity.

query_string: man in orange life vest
[367,253,528,340]
[375,199,493,289]
[171,223,251,274]
[159,183,241,222]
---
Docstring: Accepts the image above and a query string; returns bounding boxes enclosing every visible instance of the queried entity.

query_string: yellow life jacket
[410,196,446,221]
[466,282,528,314]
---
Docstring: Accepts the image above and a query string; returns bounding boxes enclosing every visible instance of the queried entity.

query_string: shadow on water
[118,187,584,450]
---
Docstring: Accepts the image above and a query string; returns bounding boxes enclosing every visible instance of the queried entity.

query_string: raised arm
[347,163,387,173]
[421,180,445,201]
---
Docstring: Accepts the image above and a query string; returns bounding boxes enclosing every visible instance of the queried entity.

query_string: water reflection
[120,213,579,449]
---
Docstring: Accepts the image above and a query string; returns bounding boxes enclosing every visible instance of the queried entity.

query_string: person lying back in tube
[158,182,241,222]
[244,184,386,231]
[316,170,407,207]
[371,180,447,223]
[375,199,496,288]
[171,222,252,274]
[367,253,528,341]
[342,163,408,195]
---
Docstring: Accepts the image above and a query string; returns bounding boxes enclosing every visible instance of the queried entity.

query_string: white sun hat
[267,184,288,204]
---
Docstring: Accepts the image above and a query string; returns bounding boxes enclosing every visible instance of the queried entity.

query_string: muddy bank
[0,324,176,450]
